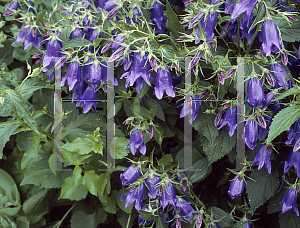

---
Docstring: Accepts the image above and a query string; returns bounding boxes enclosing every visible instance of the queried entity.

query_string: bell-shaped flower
[160,181,177,210]
[244,118,258,150]
[120,182,145,212]
[228,174,245,199]
[271,62,287,88]
[176,199,195,222]
[120,164,140,186]
[283,149,300,177]
[146,174,160,199]
[260,20,282,57]
[177,95,202,124]
[218,106,237,137]
[120,52,152,93]
[96,0,117,11]
[13,26,42,50]
[247,77,265,108]
[154,67,175,100]
[63,61,81,91]
[70,27,84,39]
[192,12,218,45]
[227,0,256,22]
[76,86,98,113]
[274,187,299,216]
[260,91,276,111]
[252,143,272,174]
[87,60,103,90]
[72,71,88,101]
[124,129,146,155]
[25,0,40,15]
[150,2,167,34]
[4,0,19,16]
[126,7,142,25]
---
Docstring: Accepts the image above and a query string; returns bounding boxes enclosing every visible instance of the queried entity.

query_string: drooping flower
[72,71,88,102]
[150,2,167,34]
[85,59,103,90]
[146,174,160,199]
[260,91,276,111]
[120,165,140,186]
[270,62,288,88]
[176,199,195,222]
[120,52,152,93]
[214,109,223,127]
[218,106,237,137]
[3,0,19,16]
[244,118,259,150]
[228,174,245,199]
[274,187,299,216]
[63,60,81,91]
[260,20,282,57]
[189,50,203,69]
[70,27,84,39]
[13,26,42,50]
[76,86,98,113]
[120,182,145,212]
[283,149,300,177]
[160,181,177,210]
[252,143,272,174]
[247,77,265,108]
[96,0,117,11]
[227,0,256,23]
[124,129,146,155]
[177,95,202,124]
[154,67,176,100]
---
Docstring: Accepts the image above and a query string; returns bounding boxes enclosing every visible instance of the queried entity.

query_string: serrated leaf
[21,132,42,170]
[165,0,182,40]
[65,38,92,48]
[275,17,300,42]
[187,157,209,183]
[97,173,110,197]
[62,137,95,155]
[249,2,265,32]
[193,113,219,144]
[209,206,233,228]
[273,86,300,101]
[59,175,88,201]
[145,97,165,121]
[266,105,300,144]
[246,169,279,212]
[203,127,236,164]
[73,166,82,187]
[158,154,173,168]
[0,39,14,65]
[60,27,72,44]
[156,216,169,228]
[279,206,300,228]
[109,137,130,160]
[0,121,20,159]
[82,170,99,196]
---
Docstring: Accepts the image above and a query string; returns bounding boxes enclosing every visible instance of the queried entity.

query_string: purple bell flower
[25,1,40,15]
[70,27,84,39]
[120,183,145,212]
[13,26,42,50]
[126,7,142,25]
[150,2,167,34]
[274,187,299,216]
[252,143,272,174]
[76,86,98,113]
[154,68,176,100]
[260,20,282,57]
[87,59,103,90]
[120,164,140,186]
[227,0,256,22]
[72,70,88,101]
[120,52,152,93]
[124,129,146,155]
[160,181,177,210]
[146,174,160,199]
[176,199,195,222]
[177,95,202,124]
[286,118,300,146]
[63,61,81,91]
[228,174,245,199]
[4,0,19,16]
[192,12,218,45]
[96,0,117,11]
[244,118,258,150]
[247,77,265,108]
[260,91,276,111]
[218,106,237,137]
[283,149,300,177]
[270,62,287,88]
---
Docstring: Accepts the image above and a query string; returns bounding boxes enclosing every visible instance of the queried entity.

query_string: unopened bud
[107,6,119,20]
[176,217,181,228]
[102,84,107,93]
[125,120,131,125]
[149,125,154,139]
[281,52,288,66]
[199,89,209,99]
[287,15,298,21]
[225,69,236,79]
[150,56,158,72]
[108,46,126,62]
[101,40,113,54]
[232,35,238,43]
[189,50,203,69]
[178,36,189,41]
[32,52,43,59]
[188,12,205,29]
[217,70,225,85]
[265,73,275,87]
[159,185,163,197]
[223,102,230,110]
[35,59,43,64]
[293,137,300,152]
[182,179,187,191]
[214,109,223,127]
[59,5,67,10]
[224,21,232,32]
[257,113,266,129]
[196,212,203,228]
[140,130,145,139]
[55,55,68,69]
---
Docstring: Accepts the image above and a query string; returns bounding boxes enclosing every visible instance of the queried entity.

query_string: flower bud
[150,56,158,72]
[59,5,66,11]
[225,69,236,79]
[102,84,107,93]
[196,212,203,228]
[217,70,225,85]
[108,46,126,62]
[125,120,131,125]
[149,125,154,139]
[261,91,276,111]
[232,35,238,43]
[257,113,267,129]
[101,40,113,54]
[176,217,181,228]
[224,21,232,32]
[55,55,68,70]
[188,12,205,29]
[293,137,300,152]
[287,15,298,21]
[281,52,288,66]
[140,130,145,139]
[223,102,230,110]
[159,185,163,197]
[199,89,209,99]
[265,73,275,87]
[214,109,223,127]
[182,179,187,191]
[107,6,119,20]
[189,50,203,69]
[178,36,189,41]
[32,52,43,59]
[35,59,43,64]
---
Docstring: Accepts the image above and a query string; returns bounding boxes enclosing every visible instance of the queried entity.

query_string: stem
[218,23,237,47]
[55,202,78,228]
[214,28,230,50]
[126,213,131,228]
[245,26,259,55]
[190,189,206,209]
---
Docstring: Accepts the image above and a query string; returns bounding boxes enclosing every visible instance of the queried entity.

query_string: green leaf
[266,105,300,144]
[103,190,117,214]
[273,86,300,101]
[73,166,82,187]
[208,206,233,228]
[0,121,20,159]
[36,9,46,22]
[15,216,30,228]
[5,89,38,133]
[0,39,13,65]
[0,169,20,208]
[203,127,236,164]
[82,170,99,196]
[156,216,169,228]
[246,168,279,212]
[187,157,210,183]
[109,137,130,160]
[23,189,59,224]
[144,97,165,121]
[193,113,219,144]
[139,210,155,221]
[165,0,182,40]
[62,137,95,155]
[59,175,88,201]
[21,132,42,170]
[97,173,110,197]
[65,38,92,48]
[20,158,72,189]
[13,45,38,62]
[159,45,175,60]
[248,2,265,32]
[279,206,300,228]
[158,154,173,168]
[60,27,72,44]
[275,17,300,42]
[139,80,150,98]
